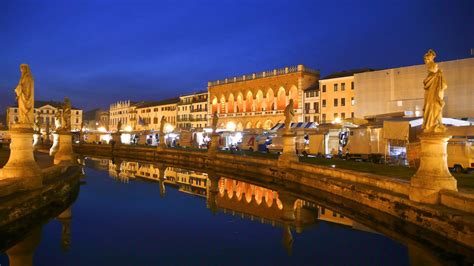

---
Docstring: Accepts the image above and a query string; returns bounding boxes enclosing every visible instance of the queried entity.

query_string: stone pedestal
[157,134,166,151]
[0,125,42,190]
[207,133,220,156]
[409,133,457,204]
[49,133,59,156]
[279,191,297,221]
[278,132,298,168]
[54,132,75,165]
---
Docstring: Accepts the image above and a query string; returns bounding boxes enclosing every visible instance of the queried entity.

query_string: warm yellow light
[333,117,341,124]
[124,125,133,132]
[98,127,107,132]
[164,123,174,133]
[226,121,236,131]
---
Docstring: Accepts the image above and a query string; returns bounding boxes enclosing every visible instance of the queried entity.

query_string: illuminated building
[318,69,372,123]
[135,98,179,131]
[354,57,474,120]
[177,91,208,130]
[6,100,83,131]
[208,65,319,130]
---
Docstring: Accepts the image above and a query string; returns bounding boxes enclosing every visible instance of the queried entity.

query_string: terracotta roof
[136,97,180,108]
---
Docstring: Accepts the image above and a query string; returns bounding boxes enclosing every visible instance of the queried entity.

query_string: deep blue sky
[1,0,473,112]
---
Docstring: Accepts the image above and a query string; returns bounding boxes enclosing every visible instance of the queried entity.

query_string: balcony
[190,108,208,113]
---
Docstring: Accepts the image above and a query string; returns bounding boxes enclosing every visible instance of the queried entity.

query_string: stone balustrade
[208,65,319,87]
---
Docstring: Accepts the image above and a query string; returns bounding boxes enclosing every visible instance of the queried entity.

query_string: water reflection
[1,156,472,265]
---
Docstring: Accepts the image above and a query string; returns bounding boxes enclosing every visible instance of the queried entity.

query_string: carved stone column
[410,133,457,204]
[0,124,42,190]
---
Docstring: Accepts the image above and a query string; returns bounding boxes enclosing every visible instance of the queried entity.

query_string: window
[341,83,345,91]
[304,103,310,112]
[315,115,319,123]
[316,90,320,97]
[322,114,326,123]
[341,113,345,119]
[76,111,79,115]
[334,113,338,118]
[351,97,355,106]
[313,102,319,113]
[334,84,338,92]
[76,118,79,123]
[334,99,338,107]
[341,98,346,106]
[322,85,326,92]
[322,100,326,107]
[305,116,309,122]
[351,81,355,90]
[351,112,354,118]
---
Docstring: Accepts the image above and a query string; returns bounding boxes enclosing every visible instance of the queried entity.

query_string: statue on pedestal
[159,116,166,134]
[422,49,447,133]
[14,64,35,126]
[55,111,62,130]
[284,99,295,133]
[62,97,72,131]
[211,112,218,133]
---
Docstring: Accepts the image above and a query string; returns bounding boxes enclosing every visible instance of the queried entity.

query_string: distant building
[6,100,83,131]
[109,100,143,131]
[208,65,319,130]
[177,91,208,130]
[135,98,180,131]
[303,84,320,123]
[83,109,109,131]
[354,57,474,119]
[318,69,373,123]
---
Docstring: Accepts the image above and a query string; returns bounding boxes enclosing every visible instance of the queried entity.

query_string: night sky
[1,0,473,112]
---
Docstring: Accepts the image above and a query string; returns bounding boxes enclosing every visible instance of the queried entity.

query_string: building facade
[6,101,83,131]
[354,57,474,119]
[135,98,179,131]
[109,100,143,131]
[319,75,356,123]
[177,91,208,130]
[208,65,319,131]
[303,85,320,123]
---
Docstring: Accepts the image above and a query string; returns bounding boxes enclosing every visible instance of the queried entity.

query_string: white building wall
[354,57,474,119]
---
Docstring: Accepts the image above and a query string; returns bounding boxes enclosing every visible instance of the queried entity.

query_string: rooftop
[136,97,180,109]
[10,100,80,110]
[322,68,375,80]
[208,64,319,87]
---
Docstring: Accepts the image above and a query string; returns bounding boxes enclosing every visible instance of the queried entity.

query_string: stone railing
[208,65,319,87]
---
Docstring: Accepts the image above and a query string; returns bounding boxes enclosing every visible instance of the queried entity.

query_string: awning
[270,122,318,131]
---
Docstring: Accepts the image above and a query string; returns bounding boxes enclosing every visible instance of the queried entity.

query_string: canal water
[0,157,451,265]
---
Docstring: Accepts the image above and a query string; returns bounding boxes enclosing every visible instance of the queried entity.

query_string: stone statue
[422,49,447,133]
[54,110,62,130]
[33,117,40,133]
[62,97,72,131]
[284,99,295,132]
[159,116,166,133]
[14,64,35,125]
[211,112,218,133]
[117,120,122,132]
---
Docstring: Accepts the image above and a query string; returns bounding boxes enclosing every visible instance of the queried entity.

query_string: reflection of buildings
[85,157,110,171]
[108,160,138,183]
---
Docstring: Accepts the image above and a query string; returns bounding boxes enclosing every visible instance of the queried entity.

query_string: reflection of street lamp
[226,121,236,131]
